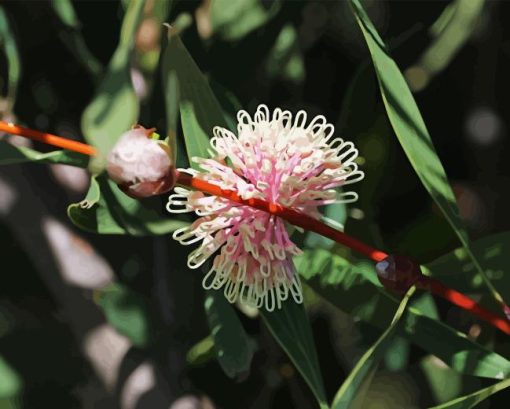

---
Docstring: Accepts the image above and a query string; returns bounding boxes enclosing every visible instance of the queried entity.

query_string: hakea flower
[166,105,364,311]
[2,121,510,336]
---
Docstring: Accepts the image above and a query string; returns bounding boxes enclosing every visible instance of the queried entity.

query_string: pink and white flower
[166,105,364,311]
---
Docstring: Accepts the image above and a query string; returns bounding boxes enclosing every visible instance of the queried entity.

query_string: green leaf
[204,290,256,378]
[297,249,510,379]
[348,0,464,243]
[81,0,145,172]
[425,231,510,295]
[332,286,416,409]
[305,201,347,250]
[266,24,305,83]
[429,378,510,409]
[383,336,409,372]
[68,173,189,235]
[97,283,151,347]
[50,0,79,28]
[186,335,216,366]
[209,80,243,132]
[209,0,280,41]
[421,356,464,404]
[406,0,485,92]
[0,357,21,399]
[50,0,103,78]
[161,26,228,169]
[348,0,505,308]
[261,300,328,409]
[0,6,21,110]
[0,143,89,167]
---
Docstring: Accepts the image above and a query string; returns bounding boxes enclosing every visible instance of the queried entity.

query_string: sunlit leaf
[186,335,216,366]
[332,286,416,409]
[208,0,280,41]
[81,0,145,172]
[161,27,227,168]
[204,290,256,378]
[261,300,328,409]
[297,249,510,379]
[68,173,188,235]
[429,378,510,409]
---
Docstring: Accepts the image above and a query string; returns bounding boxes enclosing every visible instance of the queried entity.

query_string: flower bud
[375,255,423,294]
[107,126,176,199]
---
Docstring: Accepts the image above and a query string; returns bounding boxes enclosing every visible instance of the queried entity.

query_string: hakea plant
[166,105,364,311]
[0,116,509,334]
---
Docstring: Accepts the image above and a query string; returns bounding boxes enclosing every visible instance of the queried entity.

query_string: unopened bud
[107,126,176,199]
[375,255,423,294]
[504,304,510,321]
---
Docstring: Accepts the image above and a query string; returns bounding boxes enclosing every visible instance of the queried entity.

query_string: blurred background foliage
[1,0,510,408]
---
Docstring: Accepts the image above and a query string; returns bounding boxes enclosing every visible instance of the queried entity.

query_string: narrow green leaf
[97,283,151,347]
[297,249,510,379]
[51,0,103,78]
[161,27,227,168]
[0,143,89,167]
[348,0,464,242]
[0,6,21,111]
[348,0,505,309]
[332,286,416,409]
[81,0,145,172]
[429,378,510,409]
[406,0,485,91]
[261,300,328,409]
[50,0,79,28]
[210,0,280,41]
[67,173,188,235]
[204,290,256,378]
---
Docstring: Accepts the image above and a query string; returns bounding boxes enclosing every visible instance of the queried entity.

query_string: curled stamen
[167,105,365,310]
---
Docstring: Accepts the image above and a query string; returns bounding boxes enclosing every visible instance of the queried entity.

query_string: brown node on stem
[375,255,423,294]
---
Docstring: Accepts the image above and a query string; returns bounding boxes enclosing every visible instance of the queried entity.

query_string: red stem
[0,121,97,156]
[417,277,510,336]
[177,172,388,262]
[1,120,508,335]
